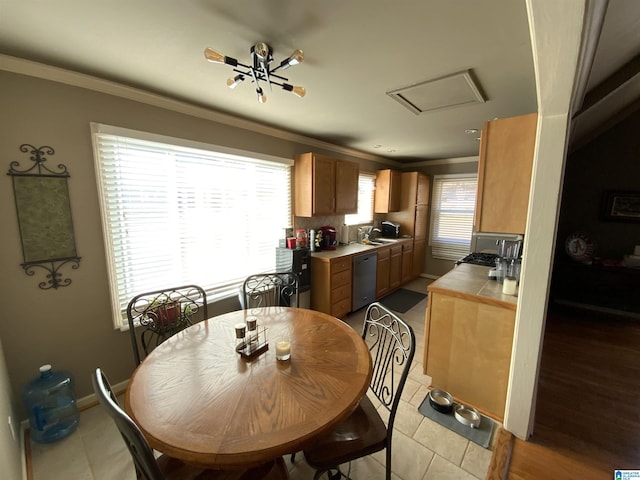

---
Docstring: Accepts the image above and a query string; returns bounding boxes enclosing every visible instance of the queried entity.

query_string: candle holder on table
[235,318,268,359]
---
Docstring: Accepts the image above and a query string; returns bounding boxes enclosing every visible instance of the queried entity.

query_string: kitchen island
[423,263,517,421]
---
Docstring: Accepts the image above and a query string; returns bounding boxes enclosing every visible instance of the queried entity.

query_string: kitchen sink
[361,238,398,246]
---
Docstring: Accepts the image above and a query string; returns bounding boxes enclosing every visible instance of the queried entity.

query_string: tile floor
[29,277,493,480]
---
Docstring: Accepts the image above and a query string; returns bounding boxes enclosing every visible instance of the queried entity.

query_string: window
[345,171,376,225]
[429,174,478,260]
[91,124,292,329]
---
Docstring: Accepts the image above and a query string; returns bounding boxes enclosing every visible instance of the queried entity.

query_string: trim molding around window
[429,173,478,261]
[91,123,293,329]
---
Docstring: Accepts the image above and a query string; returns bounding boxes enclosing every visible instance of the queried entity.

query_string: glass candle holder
[275,337,291,361]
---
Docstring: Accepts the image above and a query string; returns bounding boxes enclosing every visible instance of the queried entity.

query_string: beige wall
[0,69,389,417]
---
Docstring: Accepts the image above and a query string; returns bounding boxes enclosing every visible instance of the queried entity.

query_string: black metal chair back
[92,368,165,480]
[126,285,208,365]
[240,273,299,309]
[302,302,415,480]
[364,301,415,435]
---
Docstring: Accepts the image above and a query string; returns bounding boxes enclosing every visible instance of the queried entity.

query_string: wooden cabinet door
[401,242,413,283]
[386,172,418,236]
[335,160,359,214]
[413,238,426,277]
[389,245,402,289]
[374,169,401,213]
[475,113,537,234]
[417,173,430,205]
[375,246,390,298]
[313,155,336,215]
[425,292,515,419]
[414,204,428,240]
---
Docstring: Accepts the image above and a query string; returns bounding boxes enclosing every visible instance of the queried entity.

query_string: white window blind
[91,124,292,329]
[345,171,376,225]
[430,174,478,260]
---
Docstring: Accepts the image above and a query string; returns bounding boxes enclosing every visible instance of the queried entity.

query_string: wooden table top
[125,307,372,469]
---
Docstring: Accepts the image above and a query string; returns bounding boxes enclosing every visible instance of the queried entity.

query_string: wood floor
[488,305,640,479]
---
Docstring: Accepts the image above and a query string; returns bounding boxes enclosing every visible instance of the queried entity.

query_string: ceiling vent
[387,70,486,115]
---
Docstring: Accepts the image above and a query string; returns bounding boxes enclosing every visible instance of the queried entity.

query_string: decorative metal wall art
[7,144,81,289]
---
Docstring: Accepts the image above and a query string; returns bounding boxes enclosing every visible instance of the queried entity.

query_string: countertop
[427,263,518,310]
[310,237,412,260]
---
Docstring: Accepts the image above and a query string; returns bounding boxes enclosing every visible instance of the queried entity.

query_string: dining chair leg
[273,457,290,479]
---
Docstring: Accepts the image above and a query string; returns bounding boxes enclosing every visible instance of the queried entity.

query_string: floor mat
[418,395,495,448]
[380,288,426,313]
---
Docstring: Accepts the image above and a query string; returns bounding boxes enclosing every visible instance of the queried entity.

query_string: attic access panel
[387,70,486,115]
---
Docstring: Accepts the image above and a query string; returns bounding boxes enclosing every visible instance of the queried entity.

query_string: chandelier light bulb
[289,49,304,65]
[292,86,306,98]
[204,48,226,64]
[226,75,244,89]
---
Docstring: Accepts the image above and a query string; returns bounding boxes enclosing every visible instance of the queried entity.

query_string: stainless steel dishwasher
[352,251,377,311]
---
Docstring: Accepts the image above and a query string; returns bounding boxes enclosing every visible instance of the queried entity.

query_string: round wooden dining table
[125,306,372,472]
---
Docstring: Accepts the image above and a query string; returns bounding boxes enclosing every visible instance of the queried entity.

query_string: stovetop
[456,252,499,267]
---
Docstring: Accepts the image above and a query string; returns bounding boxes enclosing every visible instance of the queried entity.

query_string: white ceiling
[0,0,638,163]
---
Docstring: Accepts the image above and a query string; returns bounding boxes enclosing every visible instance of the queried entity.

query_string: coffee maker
[495,238,523,283]
[319,226,337,250]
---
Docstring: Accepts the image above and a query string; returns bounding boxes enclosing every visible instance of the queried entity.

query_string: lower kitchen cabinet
[424,291,515,420]
[311,256,352,318]
[413,238,426,277]
[375,246,391,298]
[389,244,402,290]
[401,241,413,284]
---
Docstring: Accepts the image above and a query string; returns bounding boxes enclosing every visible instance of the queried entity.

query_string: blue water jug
[23,364,79,443]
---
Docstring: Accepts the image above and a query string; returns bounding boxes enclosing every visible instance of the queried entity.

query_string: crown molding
[0,54,391,164]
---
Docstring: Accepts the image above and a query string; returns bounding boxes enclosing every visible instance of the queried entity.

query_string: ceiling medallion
[204,42,305,104]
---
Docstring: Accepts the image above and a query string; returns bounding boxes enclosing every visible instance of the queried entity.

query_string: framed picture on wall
[602,190,640,222]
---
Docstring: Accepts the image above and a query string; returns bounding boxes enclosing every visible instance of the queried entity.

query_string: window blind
[429,174,478,260]
[345,171,376,225]
[92,125,292,329]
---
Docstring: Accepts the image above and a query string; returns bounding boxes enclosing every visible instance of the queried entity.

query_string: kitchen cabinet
[423,264,516,420]
[375,245,391,298]
[387,172,430,278]
[474,113,537,234]
[389,244,403,290]
[294,152,359,217]
[401,241,413,284]
[311,256,352,318]
[374,169,402,213]
[412,238,426,277]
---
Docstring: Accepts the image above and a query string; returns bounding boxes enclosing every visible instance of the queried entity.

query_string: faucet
[369,227,382,240]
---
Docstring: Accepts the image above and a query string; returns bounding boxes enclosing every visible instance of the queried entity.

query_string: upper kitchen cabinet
[294,152,359,217]
[374,169,402,213]
[475,113,537,234]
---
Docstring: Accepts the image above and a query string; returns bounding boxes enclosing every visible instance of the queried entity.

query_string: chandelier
[204,42,305,104]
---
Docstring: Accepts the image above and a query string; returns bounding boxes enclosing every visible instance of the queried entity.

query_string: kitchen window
[429,174,478,261]
[91,124,292,329]
[345,171,376,225]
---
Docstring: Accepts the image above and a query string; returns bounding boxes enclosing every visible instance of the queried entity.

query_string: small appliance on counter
[381,221,400,238]
[275,247,311,308]
[319,226,337,250]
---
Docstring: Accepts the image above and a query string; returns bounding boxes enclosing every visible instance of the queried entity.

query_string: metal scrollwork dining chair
[239,272,299,309]
[126,285,208,365]
[301,302,416,480]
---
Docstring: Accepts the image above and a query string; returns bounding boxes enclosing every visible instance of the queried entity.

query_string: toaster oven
[381,221,400,238]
